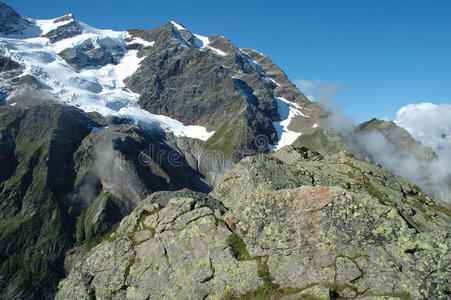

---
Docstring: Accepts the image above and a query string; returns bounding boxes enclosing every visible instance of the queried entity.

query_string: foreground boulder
[57,147,450,299]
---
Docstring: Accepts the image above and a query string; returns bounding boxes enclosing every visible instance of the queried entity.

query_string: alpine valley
[0,3,449,299]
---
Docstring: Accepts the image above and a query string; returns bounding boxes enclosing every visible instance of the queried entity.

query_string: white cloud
[294,79,343,103]
[392,102,451,203]
[395,102,451,156]
[294,79,317,94]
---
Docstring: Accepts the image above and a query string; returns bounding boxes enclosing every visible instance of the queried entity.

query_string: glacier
[0,15,215,141]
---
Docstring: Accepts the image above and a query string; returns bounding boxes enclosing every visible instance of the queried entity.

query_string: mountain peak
[169,20,187,30]
[39,13,82,43]
[53,13,75,24]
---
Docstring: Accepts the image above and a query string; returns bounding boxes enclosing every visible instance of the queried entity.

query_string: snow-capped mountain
[1,12,214,140]
[0,3,320,150]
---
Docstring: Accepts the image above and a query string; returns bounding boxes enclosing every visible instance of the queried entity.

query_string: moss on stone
[83,225,118,252]
[256,257,279,292]
[124,257,136,277]
[297,295,323,300]
[227,234,291,299]
[134,207,160,232]
[227,286,303,300]
[360,291,410,300]
[228,233,251,261]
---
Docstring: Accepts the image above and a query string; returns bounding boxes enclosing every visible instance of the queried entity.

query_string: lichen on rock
[57,146,451,299]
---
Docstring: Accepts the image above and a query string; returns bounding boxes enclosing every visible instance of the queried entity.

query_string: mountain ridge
[57,146,451,299]
[0,6,322,153]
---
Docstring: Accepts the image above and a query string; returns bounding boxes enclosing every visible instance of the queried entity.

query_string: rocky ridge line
[57,146,451,299]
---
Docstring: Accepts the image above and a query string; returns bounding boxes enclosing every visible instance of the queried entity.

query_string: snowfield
[0,17,215,141]
[270,96,308,150]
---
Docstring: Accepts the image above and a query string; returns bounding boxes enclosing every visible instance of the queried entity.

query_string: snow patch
[129,37,154,47]
[170,22,227,56]
[193,33,208,48]
[124,33,155,48]
[170,21,186,30]
[239,49,277,86]
[270,97,309,150]
[35,17,73,35]
[192,33,226,56]
[117,106,213,140]
[268,77,281,87]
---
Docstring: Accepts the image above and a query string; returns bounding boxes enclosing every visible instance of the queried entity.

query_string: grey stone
[57,147,450,299]
[43,14,82,43]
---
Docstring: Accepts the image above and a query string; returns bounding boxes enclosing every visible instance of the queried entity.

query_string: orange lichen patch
[185,238,196,251]
[292,186,339,247]
[294,186,337,212]
[223,216,237,230]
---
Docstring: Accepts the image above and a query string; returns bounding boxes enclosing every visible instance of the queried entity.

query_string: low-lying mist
[316,83,451,204]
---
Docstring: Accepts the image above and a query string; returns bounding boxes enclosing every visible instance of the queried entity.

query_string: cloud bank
[395,103,451,156]
[307,83,451,204]
[393,102,451,203]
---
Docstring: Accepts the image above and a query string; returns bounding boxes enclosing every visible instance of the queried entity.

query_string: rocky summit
[58,147,450,299]
[0,2,450,300]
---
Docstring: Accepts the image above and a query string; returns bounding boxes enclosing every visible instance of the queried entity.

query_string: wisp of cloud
[311,81,451,204]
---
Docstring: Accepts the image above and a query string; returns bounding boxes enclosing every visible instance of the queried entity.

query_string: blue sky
[5,0,451,123]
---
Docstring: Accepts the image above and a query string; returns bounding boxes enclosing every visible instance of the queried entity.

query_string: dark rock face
[241,48,326,128]
[0,56,21,72]
[163,132,235,187]
[126,23,295,156]
[15,74,45,89]
[0,71,47,100]
[58,36,126,70]
[0,102,211,299]
[43,14,82,43]
[0,2,30,35]
[0,103,95,299]
[59,46,114,70]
